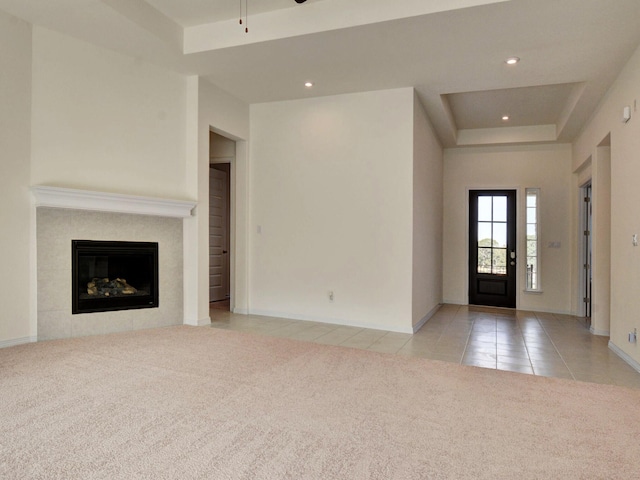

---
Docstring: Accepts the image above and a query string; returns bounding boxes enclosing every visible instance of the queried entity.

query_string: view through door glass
[469,190,516,308]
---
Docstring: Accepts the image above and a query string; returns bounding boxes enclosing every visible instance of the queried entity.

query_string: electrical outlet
[328,290,334,302]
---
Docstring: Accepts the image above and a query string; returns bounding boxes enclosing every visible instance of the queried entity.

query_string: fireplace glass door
[72,240,159,314]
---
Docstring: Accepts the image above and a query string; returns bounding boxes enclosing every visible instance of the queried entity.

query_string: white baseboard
[198,316,212,327]
[232,308,249,314]
[413,304,442,333]
[0,336,37,349]
[608,341,640,373]
[247,309,414,334]
[590,326,610,336]
[442,299,465,306]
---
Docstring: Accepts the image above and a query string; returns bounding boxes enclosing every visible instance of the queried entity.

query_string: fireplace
[72,240,159,314]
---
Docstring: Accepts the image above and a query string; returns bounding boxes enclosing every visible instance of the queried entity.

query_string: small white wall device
[622,105,631,123]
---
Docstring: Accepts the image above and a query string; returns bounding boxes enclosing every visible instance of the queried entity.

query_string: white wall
[31,27,189,199]
[443,144,573,313]
[0,10,33,346]
[573,44,640,366]
[412,93,443,328]
[249,88,416,332]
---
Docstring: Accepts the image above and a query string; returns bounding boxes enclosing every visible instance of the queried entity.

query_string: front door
[469,190,517,308]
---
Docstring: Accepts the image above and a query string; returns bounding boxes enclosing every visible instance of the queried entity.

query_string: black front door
[469,190,517,308]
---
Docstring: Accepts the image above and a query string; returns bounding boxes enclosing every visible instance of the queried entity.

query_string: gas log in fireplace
[72,240,159,314]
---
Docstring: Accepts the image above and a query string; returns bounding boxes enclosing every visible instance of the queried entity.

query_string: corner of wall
[411,91,444,326]
[0,9,33,344]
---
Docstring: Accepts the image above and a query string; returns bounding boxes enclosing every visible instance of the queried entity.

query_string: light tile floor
[209,303,640,389]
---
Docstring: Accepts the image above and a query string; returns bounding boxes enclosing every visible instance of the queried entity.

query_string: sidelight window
[525,188,540,291]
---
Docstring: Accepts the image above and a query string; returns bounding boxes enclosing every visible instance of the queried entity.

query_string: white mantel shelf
[32,186,196,218]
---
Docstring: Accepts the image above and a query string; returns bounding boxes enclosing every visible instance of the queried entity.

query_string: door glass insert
[493,248,507,274]
[493,223,507,248]
[478,197,492,221]
[476,195,508,275]
[477,222,492,243]
[493,196,507,222]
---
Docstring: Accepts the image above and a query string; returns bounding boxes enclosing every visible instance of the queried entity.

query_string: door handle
[223,250,228,254]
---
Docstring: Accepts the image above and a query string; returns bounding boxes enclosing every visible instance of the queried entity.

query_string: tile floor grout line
[512,314,534,370]
[379,331,413,352]
[530,311,576,380]
[313,326,363,345]
[460,305,475,366]
[454,305,474,365]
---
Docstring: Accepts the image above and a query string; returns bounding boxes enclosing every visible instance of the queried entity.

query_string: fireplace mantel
[32,186,196,218]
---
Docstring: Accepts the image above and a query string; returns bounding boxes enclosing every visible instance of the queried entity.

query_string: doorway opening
[209,131,234,311]
[468,190,517,308]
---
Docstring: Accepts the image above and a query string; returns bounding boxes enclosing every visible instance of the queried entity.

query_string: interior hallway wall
[590,145,611,336]
[573,43,640,367]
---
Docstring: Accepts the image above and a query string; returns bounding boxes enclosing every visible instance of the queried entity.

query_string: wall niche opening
[72,240,159,314]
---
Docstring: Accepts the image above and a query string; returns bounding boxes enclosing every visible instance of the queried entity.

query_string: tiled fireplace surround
[34,187,194,340]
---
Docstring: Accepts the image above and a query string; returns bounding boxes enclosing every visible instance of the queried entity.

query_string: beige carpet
[1,326,639,479]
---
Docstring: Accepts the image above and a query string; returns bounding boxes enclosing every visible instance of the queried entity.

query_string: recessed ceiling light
[502,115,510,121]
[304,82,314,88]
[505,57,520,65]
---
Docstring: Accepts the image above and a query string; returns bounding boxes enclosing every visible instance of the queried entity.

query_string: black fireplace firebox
[72,240,159,314]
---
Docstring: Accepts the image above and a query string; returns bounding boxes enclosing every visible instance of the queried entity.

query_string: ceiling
[1,0,639,147]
